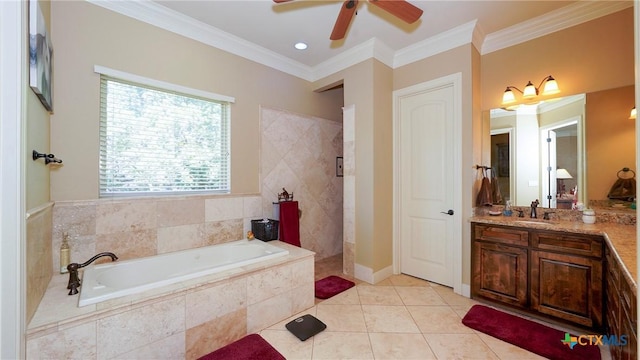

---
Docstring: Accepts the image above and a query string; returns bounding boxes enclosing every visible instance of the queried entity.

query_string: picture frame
[336,157,344,177]
[29,0,53,112]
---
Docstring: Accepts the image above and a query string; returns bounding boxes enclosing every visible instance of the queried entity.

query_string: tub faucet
[67,252,118,295]
[530,199,540,218]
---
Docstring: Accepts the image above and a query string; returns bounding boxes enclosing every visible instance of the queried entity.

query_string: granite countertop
[469,215,637,294]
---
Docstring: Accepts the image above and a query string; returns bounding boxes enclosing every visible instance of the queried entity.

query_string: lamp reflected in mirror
[556,168,573,197]
[630,107,636,120]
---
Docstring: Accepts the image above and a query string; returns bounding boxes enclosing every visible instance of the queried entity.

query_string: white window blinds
[99,75,230,197]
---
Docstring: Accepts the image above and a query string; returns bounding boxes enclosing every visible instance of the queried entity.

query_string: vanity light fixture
[502,75,560,105]
[630,107,636,120]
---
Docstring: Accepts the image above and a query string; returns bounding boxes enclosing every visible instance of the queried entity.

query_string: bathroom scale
[285,314,326,341]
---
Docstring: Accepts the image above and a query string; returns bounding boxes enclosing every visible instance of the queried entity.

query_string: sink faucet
[67,252,118,295]
[530,199,540,218]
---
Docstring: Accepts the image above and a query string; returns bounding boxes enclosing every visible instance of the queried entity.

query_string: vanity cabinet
[605,246,637,360]
[472,225,528,308]
[471,223,604,329]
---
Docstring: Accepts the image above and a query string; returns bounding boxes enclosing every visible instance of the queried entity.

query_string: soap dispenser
[60,232,71,274]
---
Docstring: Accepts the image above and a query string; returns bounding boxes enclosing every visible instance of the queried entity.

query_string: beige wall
[27,0,52,209]
[26,0,53,325]
[481,8,634,111]
[586,85,636,201]
[49,1,343,201]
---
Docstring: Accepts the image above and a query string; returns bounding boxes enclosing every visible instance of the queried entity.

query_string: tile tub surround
[51,195,264,275]
[26,242,315,360]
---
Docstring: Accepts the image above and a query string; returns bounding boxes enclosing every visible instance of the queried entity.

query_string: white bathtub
[78,239,289,307]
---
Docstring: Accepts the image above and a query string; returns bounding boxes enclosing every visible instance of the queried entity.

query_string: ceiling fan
[273,0,424,41]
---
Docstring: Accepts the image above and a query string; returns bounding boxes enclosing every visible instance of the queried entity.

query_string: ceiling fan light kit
[274,0,424,41]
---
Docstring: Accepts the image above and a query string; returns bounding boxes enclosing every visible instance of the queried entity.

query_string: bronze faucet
[67,252,118,295]
[530,199,540,218]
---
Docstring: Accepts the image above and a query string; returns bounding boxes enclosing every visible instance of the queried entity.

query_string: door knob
[440,209,454,215]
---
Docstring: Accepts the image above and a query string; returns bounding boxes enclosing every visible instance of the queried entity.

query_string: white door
[398,83,455,287]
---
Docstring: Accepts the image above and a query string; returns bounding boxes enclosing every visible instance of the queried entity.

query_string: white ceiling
[93,0,632,81]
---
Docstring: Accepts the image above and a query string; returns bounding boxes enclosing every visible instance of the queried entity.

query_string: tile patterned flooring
[259,254,610,360]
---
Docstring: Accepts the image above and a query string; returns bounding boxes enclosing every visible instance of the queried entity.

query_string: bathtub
[78,239,289,307]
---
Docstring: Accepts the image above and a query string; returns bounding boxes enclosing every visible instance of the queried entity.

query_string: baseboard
[354,263,394,284]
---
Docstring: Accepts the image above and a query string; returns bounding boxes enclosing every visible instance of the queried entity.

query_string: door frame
[0,0,27,358]
[392,73,463,295]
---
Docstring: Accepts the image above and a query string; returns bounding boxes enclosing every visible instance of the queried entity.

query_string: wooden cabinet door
[472,241,528,308]
[531,250,603,328]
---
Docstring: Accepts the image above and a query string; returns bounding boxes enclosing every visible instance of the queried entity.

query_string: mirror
[488,85,636,209]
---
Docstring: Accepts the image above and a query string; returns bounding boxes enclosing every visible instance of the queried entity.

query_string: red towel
[278,201,300,247]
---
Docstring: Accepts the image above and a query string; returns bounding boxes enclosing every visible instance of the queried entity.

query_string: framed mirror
[488,85,635,210]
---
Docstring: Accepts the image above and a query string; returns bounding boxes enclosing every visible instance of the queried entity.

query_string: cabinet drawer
[531,231,603,258]
[474,225,528,247]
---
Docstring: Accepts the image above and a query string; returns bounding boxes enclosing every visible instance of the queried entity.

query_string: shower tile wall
[260,107,343,260]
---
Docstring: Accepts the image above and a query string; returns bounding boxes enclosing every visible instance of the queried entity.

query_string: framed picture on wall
[29,0,53,112]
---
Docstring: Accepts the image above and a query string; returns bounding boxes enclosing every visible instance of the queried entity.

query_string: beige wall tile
[204,219,243,245]
[97,296,185,359]
[53,203,97,237]
[157,198,205,228]
[96,201,157,234]
[26,205,53,324]
[96,229,157,261]
[205,197,243,221]
[290,258,314,289]
[291,283,315,314]
[185,308,247,360]
[27,321,97,360]
[157,224,204,254]
[247,293,292,333]
[113,332,185,360]
[185,278,247,329]
[246,264,292,305]
[243,196,262,218]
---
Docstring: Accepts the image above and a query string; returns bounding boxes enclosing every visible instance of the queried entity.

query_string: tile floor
[259,254,610,359]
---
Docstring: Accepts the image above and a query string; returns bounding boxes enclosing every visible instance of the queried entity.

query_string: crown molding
[87,0,631,82]
[311,38,395,81]
[88,0,315,81]
[481,1,633,55]
[393,20,477,68]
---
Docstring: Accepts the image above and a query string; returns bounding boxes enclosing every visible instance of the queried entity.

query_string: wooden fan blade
[273,0,293,3]
[368,0,423,24]
[330,0,359,40]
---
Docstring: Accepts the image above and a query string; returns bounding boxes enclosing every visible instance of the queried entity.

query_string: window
[98,68,232,197]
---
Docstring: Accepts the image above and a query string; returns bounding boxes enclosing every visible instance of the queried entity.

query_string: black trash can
[251,219,279,241]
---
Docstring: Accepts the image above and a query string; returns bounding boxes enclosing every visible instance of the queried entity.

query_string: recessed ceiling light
[294,42,308,50]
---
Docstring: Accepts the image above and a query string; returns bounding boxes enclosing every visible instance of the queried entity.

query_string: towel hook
[32,150,63,165]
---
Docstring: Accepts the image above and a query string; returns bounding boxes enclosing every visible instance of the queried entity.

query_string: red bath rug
[315,275,355,299]
[462,304,600,360]
[197,334,284,360]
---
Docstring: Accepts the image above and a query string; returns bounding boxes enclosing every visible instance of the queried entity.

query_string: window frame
[95,65,234,198]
